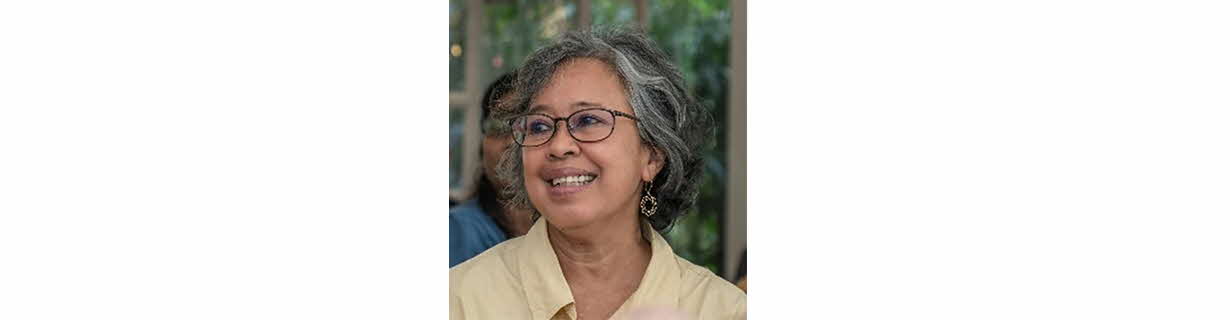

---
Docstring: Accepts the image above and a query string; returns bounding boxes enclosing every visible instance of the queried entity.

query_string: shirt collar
[518,218,574,319]
[516,218,684,319]
[620,221,683,313]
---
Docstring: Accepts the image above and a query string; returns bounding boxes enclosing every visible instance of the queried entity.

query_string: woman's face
[522,58,662,230]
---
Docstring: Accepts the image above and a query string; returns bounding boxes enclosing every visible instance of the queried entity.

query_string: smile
[550,174,597,187]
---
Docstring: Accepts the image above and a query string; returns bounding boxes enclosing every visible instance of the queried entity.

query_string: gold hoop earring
[640,181,658,217]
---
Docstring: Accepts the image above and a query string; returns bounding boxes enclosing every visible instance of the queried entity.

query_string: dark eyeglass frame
[509,107,639,147]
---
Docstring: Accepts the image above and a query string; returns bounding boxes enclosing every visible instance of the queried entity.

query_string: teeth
[551,175,595,186]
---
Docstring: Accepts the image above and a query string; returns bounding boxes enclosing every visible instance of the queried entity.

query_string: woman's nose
[546,121,579,159]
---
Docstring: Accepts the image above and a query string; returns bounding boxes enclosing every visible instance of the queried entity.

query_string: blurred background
[449,0,745,281]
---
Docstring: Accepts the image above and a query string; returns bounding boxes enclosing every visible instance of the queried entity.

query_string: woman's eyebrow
[571,101,605,109]
[528,104,549,113]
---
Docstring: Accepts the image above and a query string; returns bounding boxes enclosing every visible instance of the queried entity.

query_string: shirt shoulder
[672,256,747,319]
[449,236,534,320]
[449,234,526,296]
[449,200,507,267]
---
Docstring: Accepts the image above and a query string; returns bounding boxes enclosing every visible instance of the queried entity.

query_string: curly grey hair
[492,26,715,233]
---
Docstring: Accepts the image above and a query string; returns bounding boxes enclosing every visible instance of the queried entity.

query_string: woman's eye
[575,115,604,127]
[528,122,553,134]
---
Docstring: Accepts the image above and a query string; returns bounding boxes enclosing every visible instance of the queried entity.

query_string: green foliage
[591,0,635,26]
[482,0,576,86]
[640,0,731,276]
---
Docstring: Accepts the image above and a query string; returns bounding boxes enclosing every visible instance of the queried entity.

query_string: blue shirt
[449,199,507,267]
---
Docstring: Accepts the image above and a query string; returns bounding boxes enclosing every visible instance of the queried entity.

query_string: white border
[751,0,1230,318]
[0,1,438,318]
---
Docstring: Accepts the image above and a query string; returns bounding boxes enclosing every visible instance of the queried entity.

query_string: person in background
[449,72,534,267]
[451,27,745,320]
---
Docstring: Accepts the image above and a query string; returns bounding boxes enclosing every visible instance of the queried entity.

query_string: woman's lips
[540,167,598,198]
[550,174,596,186]
[547,175,596,197]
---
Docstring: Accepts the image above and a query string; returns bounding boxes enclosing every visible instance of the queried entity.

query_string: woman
[450,27,745,320]
[449,72,535,267]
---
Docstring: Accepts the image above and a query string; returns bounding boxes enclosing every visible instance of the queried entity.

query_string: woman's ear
[641,145,665,182]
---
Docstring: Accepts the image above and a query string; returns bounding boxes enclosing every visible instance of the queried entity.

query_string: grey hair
[492,26,715,233]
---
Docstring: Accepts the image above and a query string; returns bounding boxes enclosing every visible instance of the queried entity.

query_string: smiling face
[521,58,663,230]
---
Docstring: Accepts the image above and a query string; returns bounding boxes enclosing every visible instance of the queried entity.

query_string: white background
[752,1,1230,319]
[2,1,1228,319]
[1,1,427,318]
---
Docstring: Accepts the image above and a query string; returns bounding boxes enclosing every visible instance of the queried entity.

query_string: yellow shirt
[450,218,747,320]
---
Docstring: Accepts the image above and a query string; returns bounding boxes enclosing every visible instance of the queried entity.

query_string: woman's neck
[546,208,653,320]
[547,213,651,282]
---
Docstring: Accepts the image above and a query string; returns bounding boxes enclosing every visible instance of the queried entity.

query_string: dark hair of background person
[474,72,518,237]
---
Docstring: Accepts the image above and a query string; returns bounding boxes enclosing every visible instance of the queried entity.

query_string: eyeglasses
[509,108,639,147]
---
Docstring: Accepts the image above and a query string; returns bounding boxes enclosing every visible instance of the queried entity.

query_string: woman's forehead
[531,58,631,115]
